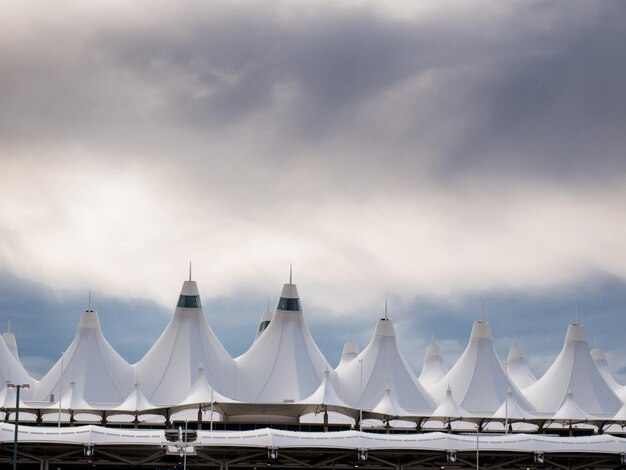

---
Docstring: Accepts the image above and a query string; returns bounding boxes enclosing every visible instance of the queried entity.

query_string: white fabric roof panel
[506,343,537,390]
[33,308,133,405]
[0,333,34,393]
[492,390,536,421]
[236,282,335,402]
[135,280,239,405]
[591,346,626,402]
[370,385,412,418]
[524,322,622,416]
[2,424,626,455]
[418,339,448,387]
[236,281,336,403]
[429,320,533,416]
[2,330,19,360]
[337,339,359,367]
[336,317,435,413]
[430,385,470,421]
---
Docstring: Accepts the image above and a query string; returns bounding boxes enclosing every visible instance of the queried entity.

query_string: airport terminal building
[1,274,625,469]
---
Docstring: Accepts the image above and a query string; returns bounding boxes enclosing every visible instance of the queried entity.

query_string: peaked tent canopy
[33,308,133,405]
[135,279,238,405]
[524,322,622,416]
[591,347,626,402]
[429,320,533,416]
[115,381,156,413]
[254,307,273,342]
[236,277,336,403]
[492,390,536,421]
[430,385,470,423]
[552,391,595,423]
[336,316,435,414]
[369,385,412,419]
[418,339,448,387]
[0,333,33,395]
[46,380,93,412]
[506,343,537,390]
[2,327,19,361]
[337,339,359,368]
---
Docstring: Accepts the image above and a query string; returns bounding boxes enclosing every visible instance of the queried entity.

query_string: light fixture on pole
[84,443,95,457]
[7,382,30,470]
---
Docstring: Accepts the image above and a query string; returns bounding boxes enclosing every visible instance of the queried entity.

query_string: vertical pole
[183,420,188,470]
[359,359,363,432]
[210,389,214,431]
[504,361,508,435]
[13,385,20,470]
[58,352,64,428]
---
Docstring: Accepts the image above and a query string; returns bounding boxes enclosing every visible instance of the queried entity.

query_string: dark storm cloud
[2,1,625,182]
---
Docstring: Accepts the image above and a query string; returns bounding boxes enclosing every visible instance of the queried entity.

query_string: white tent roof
[337,339,359,367]
[591,346,626,402]
[524,322,622,416]
[429,320,533,416]
[336,316,435,413]
[236,279,335,402]
[371,385,411,418]
[115,380,156,413]
[552,391,594,422]
[430,385,469,420]
[135,279,239,405]
[33,308,133,405]
[299,369,349,408]
[47,380,93,411]
[418,338,448,387]
[506,342,537,390]
[254,305,273,342]
[492,390,536,421]
[178,367,235,407]
[0,332,34,394]
[2,326,19,360]
[614,402,626,422]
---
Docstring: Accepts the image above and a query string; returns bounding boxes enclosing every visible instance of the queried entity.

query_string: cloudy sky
[1,0,625,381]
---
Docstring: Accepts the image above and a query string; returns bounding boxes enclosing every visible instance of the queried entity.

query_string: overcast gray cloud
[1,0,626,382]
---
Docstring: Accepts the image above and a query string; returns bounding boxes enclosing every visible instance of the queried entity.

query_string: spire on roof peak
[189,260,192,281]
[480,300,485,322]
[88,290,92,310]
[575,305,580,325]
[7,320,10,334]
[289,264,293,284]
[384,299,388,320]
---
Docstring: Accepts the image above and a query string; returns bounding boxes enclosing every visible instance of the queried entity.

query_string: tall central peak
[236,272,334,402]
[135,273,238,405]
